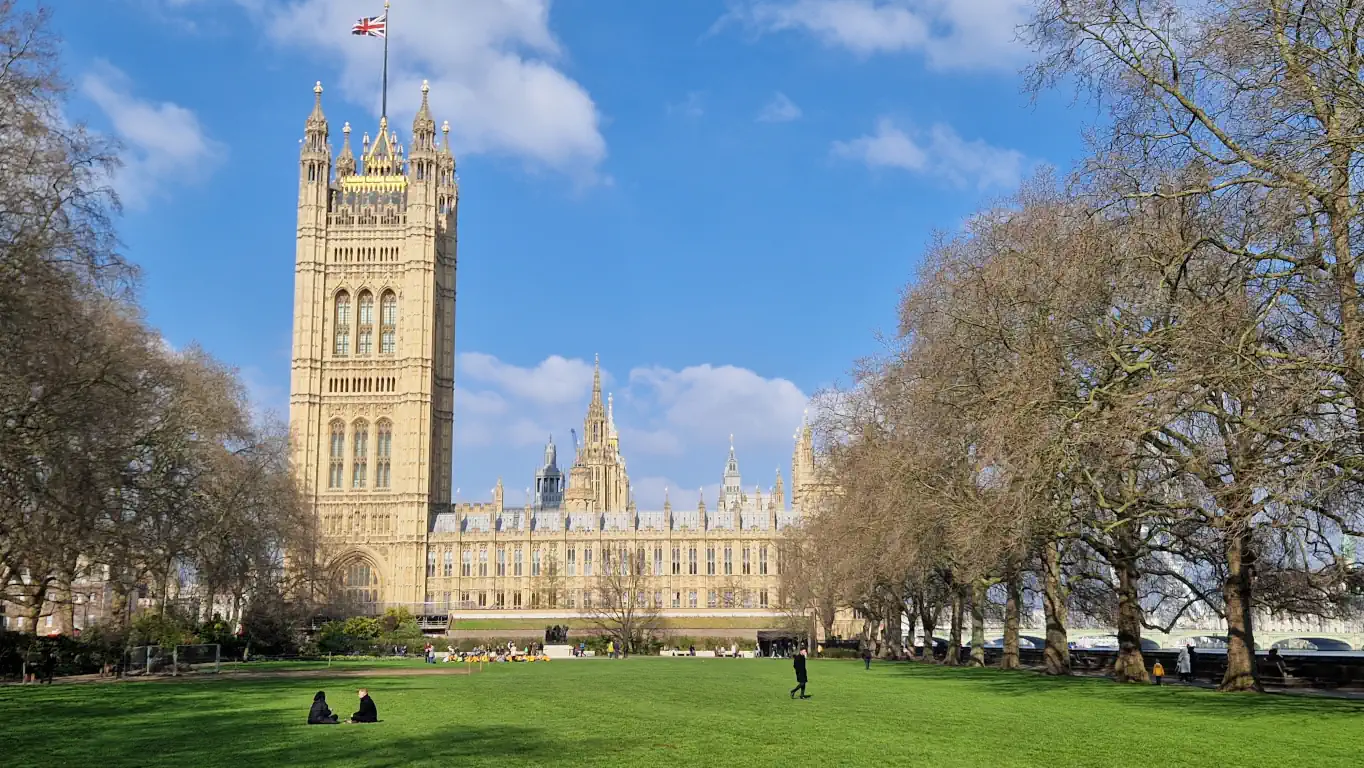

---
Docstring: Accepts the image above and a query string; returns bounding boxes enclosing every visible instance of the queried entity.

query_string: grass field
[4,658,1363,767]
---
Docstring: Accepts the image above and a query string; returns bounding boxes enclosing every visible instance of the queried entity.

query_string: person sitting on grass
[348,688,378,723]
[308,691,339,724]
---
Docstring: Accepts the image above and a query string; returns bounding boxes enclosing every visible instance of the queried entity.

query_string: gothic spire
[607,392,617,442]
[336,122,355,176]
[306,81,325,126]
[412,80,436,152]
[591,353,602,406]
[543,434,558,469]
[303,81,329,153]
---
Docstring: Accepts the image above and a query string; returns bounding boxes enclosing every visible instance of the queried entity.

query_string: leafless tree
[580,547,660,655]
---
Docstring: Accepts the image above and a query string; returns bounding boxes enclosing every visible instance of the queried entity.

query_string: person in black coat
[862,646,873,670]
[308,691,339,724]
[790,648,810,699]
[349,688,378,723]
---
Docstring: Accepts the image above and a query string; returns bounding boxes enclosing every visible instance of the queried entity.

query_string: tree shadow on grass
[882,662,1364,717]
[3,675,605,768]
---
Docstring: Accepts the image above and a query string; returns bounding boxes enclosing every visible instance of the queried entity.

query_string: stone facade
[290,81,457,607]
[289,82,820,621]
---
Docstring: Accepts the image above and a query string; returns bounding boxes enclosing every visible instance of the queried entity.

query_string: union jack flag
[351,13,386,38]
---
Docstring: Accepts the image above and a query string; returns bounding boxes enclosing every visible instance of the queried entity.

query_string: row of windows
[334,290,397,357]
[324,512,392,536]
[332,246,399,263]
[328,376,397,394]
[329,419,393,490]
[327,211,408,227]
[425,589,771,611]
[423,545,775,578]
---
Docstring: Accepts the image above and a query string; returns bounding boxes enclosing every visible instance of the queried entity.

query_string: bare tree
[580,547,660,655]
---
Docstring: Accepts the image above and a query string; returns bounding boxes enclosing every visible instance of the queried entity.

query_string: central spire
[591,353,602,406]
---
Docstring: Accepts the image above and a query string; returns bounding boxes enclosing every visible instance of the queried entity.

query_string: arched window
[333,292,351,356]
[380,291,397,355]
[328,420,345,488]
[341,560,377,607]
[352,419,369,489]
[375,420,392,489]
[356,291,374,356]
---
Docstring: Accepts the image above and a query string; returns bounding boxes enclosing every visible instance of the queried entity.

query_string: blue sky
[51,0,1092,508]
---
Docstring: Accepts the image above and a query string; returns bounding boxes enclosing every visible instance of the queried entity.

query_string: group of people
[445,642,550,664]
[307,689,378,725]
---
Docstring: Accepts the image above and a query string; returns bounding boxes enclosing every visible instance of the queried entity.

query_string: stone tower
[289,81,458,607]
[562,356,631,513]
[533,436,564,510]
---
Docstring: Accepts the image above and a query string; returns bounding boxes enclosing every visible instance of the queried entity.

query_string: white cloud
[451,353,811,509]
[832,118,1027,190]
[459,352,599,406]
[80,60,224,209]
[627,363,809,445]
[717,0,1031,71]
[757,91,802,122]
[667,91,705,119]
[254,0,606,180]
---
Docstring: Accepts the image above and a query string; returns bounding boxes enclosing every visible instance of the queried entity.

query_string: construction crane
[570,428,579,451]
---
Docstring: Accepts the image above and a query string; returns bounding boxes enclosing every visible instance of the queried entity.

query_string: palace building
[288,82,825,626]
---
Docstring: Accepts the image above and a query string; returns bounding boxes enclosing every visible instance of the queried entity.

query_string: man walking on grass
[790,648,810,699]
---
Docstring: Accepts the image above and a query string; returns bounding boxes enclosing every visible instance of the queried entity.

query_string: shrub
[128,613,196,649]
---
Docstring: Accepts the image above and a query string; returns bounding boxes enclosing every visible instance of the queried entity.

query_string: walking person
[1176,645,1192,683]
[790,648,810,699]
[863,646,873,670]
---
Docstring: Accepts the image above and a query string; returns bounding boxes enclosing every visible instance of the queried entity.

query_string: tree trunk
[25,580,49,631]
[1041,540,1071,675]
[1220,529,1261,692]
[903,609,918,663]
[969,580,986,667]
[918,600,937,661]
[882,601,902,658]
[1002,572,1021,670]
[1112,556,1148,683]
[201,582,215,623]
[946,586,965,666]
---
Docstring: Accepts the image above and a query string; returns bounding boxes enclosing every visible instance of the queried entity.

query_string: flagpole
[381,0,390,119]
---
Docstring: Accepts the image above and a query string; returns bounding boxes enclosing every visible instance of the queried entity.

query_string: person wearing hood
[308,691,339,724]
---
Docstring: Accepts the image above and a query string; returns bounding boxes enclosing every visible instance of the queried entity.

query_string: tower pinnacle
[337,122,355,176]
[303,81,328,154]
[592,353,602,404]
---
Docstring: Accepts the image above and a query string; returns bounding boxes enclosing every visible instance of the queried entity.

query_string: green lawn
[4,658,1362,767]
